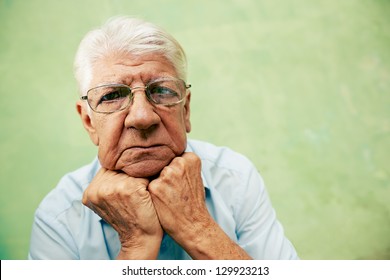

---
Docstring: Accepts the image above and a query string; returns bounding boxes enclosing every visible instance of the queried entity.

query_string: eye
[150,85,177,96]
[99,87,129,103]
[148,83,180,104]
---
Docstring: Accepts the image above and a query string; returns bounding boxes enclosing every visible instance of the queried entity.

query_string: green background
[1,0,389,260]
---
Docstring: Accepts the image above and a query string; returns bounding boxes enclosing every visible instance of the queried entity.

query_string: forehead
[90,52,177,87]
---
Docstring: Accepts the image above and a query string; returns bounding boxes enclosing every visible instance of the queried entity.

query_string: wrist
[117,234,163,260]
[175,219,252,260]
[171,217,217,258]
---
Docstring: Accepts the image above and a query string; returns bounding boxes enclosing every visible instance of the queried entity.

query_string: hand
[148,152,252,260]
[148,153,210,246]
[82,168,163,259]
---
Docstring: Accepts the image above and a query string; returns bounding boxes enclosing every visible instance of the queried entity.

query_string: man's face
[76,52,191,178]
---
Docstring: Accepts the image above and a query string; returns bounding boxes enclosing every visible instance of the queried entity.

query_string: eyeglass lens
[87,79,185,113]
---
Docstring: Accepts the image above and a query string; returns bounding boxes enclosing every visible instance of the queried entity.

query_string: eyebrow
[92,75,177,89]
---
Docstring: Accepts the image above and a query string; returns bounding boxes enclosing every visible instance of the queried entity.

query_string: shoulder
[187,139,254,172]
[187,139,258,183]
[36,158,100,219]
[187,139,264,198]
[187,140,268,236]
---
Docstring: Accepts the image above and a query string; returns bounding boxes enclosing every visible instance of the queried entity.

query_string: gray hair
[74,16,188,95]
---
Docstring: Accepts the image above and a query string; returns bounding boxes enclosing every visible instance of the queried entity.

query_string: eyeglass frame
[80,77,191,114]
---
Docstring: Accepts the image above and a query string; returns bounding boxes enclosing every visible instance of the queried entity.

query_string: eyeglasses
[81,77,191,114]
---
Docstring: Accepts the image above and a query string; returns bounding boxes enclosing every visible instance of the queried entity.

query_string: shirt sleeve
[28,207,79,260]
[234,167,299,260]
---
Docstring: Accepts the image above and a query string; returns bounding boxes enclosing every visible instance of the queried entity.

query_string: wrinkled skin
[77,52,251,259]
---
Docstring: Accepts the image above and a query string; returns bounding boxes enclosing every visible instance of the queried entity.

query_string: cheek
[164,113,188,151]
[95,117,125,166]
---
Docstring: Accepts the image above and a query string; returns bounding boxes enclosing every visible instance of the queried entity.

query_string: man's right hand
[82,168,163,259]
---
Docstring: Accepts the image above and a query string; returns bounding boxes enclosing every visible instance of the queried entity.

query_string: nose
[123,87,161,131]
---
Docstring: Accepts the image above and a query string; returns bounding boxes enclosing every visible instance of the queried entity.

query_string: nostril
[138,124,158,139]
[124,95,161,130]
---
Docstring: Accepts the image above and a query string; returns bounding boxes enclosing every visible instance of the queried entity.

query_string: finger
[179,152,201,168]
[181,152,200,161]
[82,167,115,206]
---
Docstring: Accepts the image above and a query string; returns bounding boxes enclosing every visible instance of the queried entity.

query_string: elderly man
[29,17,298,260]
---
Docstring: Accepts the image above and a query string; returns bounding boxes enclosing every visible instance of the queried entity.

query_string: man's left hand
[148,152,210,247]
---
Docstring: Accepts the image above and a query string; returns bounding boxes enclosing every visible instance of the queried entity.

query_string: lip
[126,144,165,150]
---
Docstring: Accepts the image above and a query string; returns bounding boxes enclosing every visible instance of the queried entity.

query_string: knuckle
[190,152,201,162]
[81,191,89,205]
[114,180,128,194]
[191,153,201,166]
[148,178,163,194]
[82,190,98,206]
[172,156,186,168]
[161,165,175,177]
[183,152,201,169]
[184,152,200,162]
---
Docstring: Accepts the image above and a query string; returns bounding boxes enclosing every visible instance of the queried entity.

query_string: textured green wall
[1,0,389,259]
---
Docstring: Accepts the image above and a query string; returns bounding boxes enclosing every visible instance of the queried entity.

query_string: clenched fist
[148,153,210,248]
[82,168,163,259]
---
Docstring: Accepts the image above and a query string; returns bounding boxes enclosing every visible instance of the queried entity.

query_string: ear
[183,91,191,133]
[76,100,99,146]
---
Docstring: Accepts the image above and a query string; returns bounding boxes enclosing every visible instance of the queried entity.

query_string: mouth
[123,144,167,154]
[129,144,164,150]
[117,144,175,177]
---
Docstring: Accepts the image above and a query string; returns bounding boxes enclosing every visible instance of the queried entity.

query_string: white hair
[74,16,188,96]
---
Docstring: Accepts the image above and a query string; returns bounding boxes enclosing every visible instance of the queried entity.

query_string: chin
[121,160,168,178]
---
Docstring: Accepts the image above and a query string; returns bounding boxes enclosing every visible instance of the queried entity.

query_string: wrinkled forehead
[89,52,178,89]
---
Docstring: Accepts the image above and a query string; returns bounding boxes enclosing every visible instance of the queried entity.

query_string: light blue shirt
[28,139,298,259]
